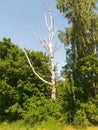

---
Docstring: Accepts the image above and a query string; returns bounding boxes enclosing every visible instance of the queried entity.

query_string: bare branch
[48,5,54,31]
[44,14,50,31]
[54,44,62,52]
[31,29,40,41]
[22,46,51,85]
[23,5,57,100]
[31,29,50,52]
[44,62,51,72]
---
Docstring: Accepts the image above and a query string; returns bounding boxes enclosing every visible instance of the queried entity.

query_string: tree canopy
[0,38,51,122]
[57,0,98,125]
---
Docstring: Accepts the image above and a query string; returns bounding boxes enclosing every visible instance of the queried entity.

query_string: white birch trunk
[44,6,56,100]
[49,25,56,100]
[22,6,56,100]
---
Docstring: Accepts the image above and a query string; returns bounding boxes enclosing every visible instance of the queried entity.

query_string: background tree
[57,0,98,125]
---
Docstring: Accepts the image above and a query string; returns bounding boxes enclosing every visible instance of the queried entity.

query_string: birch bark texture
[22,6,56,100]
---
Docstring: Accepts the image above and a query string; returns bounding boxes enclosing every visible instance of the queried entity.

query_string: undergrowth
[0,119,98,130]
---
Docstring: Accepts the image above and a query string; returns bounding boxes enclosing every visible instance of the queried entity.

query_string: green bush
[81,99,98,125]
[73,109,88,128]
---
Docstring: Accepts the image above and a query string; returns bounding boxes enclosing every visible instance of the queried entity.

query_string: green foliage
[73,109,88,128]
[0,38,68,126]
[23,96,64,126]
[81,99,98,125]
[0,38,51,122]
[56,80,77,124]
[57,0,98,126]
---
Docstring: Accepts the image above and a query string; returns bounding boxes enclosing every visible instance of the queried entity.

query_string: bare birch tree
[22,6,56,100]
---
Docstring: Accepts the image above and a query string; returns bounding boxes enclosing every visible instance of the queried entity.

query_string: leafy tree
[0,38,51,122]
[57,0,98,125]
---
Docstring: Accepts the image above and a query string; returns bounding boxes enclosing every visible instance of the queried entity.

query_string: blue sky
[0,0,68,74]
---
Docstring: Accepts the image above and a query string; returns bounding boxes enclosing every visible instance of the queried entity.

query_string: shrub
[73,109,88,128]
[81,100,98,125]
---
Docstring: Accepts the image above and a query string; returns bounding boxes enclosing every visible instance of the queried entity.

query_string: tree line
[0,0,98,127]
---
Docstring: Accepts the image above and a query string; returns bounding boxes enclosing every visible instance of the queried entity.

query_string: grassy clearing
[0,121,98,130]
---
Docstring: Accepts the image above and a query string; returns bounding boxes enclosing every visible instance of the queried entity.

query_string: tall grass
[0,120,98,130]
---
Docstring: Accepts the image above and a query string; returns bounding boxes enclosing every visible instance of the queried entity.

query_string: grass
[0,121,98,130]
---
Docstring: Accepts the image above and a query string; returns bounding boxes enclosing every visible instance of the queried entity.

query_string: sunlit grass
[0,121,98,130]
[63,126,98,130]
